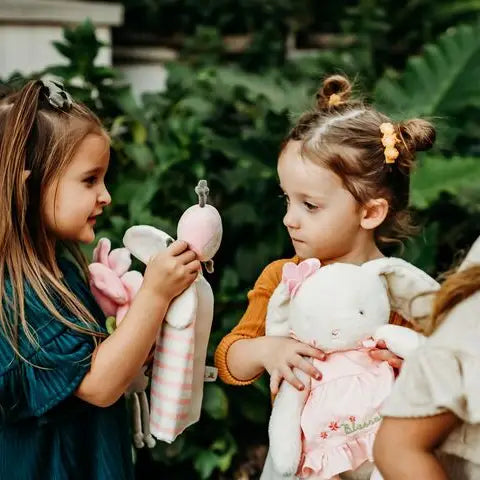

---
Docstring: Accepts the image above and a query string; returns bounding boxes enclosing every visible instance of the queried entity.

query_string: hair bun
[316,75,352,110]
[399,119,436,153]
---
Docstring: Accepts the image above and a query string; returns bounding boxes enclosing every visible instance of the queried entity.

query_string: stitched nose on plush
[331,329,340,337]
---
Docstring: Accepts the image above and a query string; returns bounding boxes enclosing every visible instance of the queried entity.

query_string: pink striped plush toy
[123,180,222,443]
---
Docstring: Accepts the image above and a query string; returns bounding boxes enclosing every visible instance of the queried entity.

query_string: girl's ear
[23,170,31,182]
[360,198,389,230]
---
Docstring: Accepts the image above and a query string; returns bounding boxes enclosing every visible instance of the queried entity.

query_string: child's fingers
[175,249,197,265]
[370,346,404,368]
[296,343,326,361]
[281,366,305,391]
[166,240,189,255]
[291,355,322,380]
[375,339,387,349]
[270,370,282,395]
[186,260,201,274]
[388,357,403,369]
[368,348,391,361]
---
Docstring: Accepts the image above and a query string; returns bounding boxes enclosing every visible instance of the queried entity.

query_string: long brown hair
[0,80,107,358]
[423,265,480,336]
[285,74,436,246]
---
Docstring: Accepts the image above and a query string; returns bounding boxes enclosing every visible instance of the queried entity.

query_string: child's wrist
[255,336,271,369]
[139,284,172,305]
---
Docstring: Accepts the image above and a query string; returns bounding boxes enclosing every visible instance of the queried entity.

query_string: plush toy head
[267,257,439,352]
[288,261,390,350]
[123,179,222,269]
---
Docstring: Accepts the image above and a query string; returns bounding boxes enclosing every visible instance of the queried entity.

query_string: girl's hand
[369,340,404,369]
[259,336,326,394]
[142,240,201,302]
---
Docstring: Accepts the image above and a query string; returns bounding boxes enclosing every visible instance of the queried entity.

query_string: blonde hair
[0,80,107,358]
[422,266,480,336]
[285,74,436,246]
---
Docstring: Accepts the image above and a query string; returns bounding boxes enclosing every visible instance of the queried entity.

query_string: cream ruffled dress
[381,289,480,479]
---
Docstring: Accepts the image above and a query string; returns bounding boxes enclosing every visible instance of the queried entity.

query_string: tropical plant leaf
[375,24,480,118]
[411,155,480,208]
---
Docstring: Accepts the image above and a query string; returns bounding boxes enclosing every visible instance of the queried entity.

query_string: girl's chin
[77,226,96,244]
[292,242,312,258]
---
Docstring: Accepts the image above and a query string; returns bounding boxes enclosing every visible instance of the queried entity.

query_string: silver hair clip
[39,79,73,111]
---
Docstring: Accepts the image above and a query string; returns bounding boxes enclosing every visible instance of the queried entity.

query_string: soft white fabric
[382,290,480,470]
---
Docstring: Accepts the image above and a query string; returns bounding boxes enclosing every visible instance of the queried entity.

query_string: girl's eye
[84,176,97,185]
[278,193,290,205]
[304,201,318,211]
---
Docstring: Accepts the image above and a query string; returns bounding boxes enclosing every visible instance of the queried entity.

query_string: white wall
[0,0,123,77]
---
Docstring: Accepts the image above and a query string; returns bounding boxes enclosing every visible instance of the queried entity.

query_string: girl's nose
[283,207,300,229]
[99,184,112,207]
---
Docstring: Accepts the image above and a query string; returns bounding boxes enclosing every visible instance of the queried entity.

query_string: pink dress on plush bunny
[123,180,222,443]
[263,257,439,480]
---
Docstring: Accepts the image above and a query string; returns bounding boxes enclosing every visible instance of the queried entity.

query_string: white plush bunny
[264,257,439,480]
[122,180,222,443]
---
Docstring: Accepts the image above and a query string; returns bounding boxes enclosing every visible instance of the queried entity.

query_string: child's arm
[75,240,200,407]
[214,258,324,393]
[374,413,459,479]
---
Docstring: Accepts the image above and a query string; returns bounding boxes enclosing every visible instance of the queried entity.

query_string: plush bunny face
[289,263,390,351]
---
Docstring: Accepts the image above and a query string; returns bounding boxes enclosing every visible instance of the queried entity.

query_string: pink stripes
[161,330,193,343]
[151,391,192,406]
[155,345,194,360]
[150,377,193,391]
[151,406,190,421]
[150,320,197,441]
[152,360,193,374]
[150,420,185,436]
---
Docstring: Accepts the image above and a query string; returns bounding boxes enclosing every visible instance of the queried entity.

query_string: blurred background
[1,0,480,478]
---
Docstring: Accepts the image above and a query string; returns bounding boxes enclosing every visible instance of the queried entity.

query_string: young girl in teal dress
[0,80,200,479]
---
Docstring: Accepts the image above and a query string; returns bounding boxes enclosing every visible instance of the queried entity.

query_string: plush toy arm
[269,368,309,476]
[265,283,291,337]
[373,324,426,359]
[165,283,197,329]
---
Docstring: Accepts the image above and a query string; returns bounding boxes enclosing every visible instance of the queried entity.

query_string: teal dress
[0,259,134,480]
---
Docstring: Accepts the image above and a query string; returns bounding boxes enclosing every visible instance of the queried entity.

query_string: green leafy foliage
[375,24,480,149]
[411,155,480,209]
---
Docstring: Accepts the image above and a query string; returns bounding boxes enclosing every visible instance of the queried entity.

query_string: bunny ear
[458,235,480,272]
[121,270,144,300]
[93,238,111,265]
[109,248,132,277]
[123,226,174,264]
[362,257,439,325]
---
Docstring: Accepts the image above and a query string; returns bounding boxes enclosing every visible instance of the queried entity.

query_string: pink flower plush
[88,238,143,326]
